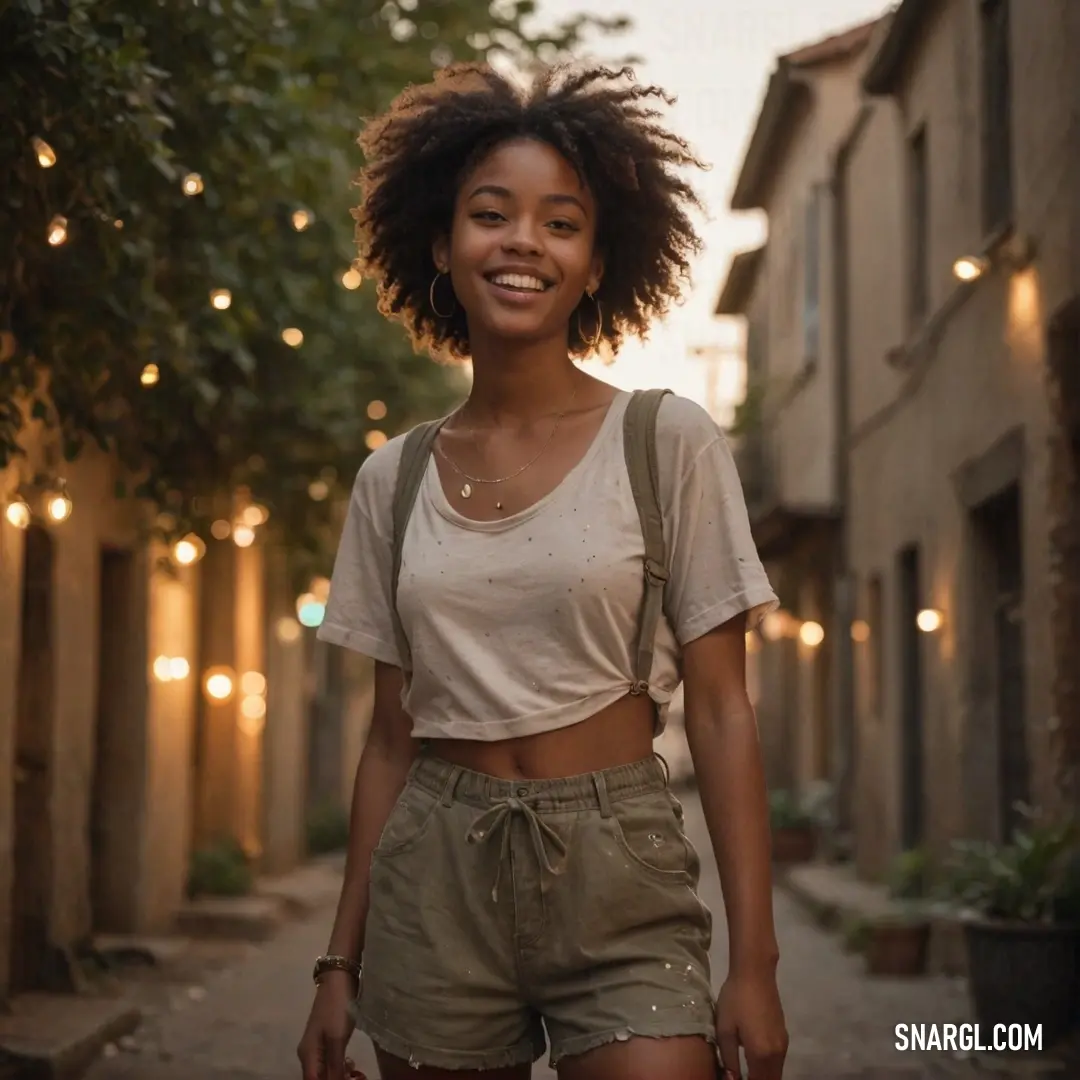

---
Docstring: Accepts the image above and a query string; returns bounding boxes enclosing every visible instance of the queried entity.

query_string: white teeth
[490,273,547,291]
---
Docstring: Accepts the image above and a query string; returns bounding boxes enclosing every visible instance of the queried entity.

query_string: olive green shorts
[356,751,716,1071]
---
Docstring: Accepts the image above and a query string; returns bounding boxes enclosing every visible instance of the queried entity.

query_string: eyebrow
[467,184,588,215]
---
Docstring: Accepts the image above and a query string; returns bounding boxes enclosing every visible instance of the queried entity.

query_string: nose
[501,215,543,256]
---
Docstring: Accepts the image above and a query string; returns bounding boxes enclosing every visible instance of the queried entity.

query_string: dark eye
[471,210,504,223]
[549,220,579,232]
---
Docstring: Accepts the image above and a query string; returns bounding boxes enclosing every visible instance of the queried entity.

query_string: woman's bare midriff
[424,691,658,780]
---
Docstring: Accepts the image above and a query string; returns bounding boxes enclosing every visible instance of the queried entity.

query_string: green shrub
[307,800,350,855]
[887,847,931,900]
[187,837,253,898]
[768,789,814,830]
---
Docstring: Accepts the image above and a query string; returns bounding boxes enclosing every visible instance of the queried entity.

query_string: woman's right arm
[322,660,418,963]
[297,660,417,1080]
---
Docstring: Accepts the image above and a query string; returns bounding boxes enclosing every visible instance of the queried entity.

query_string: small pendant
[461,483,472,499]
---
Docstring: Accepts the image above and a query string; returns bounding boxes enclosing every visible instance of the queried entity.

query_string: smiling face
[433,137,603,351]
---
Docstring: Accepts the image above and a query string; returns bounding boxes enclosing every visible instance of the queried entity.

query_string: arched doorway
[11,525,55,992]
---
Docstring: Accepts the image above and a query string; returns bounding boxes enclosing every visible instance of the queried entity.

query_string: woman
[298,62,787,1080]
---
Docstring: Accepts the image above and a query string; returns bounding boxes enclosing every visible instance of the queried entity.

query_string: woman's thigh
[375,1049,533,1080]
[556,1035,718,1080]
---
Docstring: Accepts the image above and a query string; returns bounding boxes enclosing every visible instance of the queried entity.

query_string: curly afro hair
[354,62,706,360]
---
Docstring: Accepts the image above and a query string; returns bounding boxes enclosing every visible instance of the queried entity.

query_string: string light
[141,363,160,386]
[47,215,68,246]
[203,666,236,702]
[241,504,268,527]
[182,172,204,196]
[4,498,31,529]
[291,209,312,231]
[296,591,325,627]
[366,399,387,420]
[210,288,232,310]
[365,430,387,450]
[241,670,266,696]
[341,268,362,289]
[275,616,302,644]
[46,485,72,522]
[32,137,57,168]
[210,518,232,540]
[307,479,329,501]
[171,533,206,566]
[281,327,303,347]
[232,523,255,547]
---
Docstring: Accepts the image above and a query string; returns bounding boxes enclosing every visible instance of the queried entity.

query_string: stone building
[720,0,1080,876]
[715,16,886,824]
[0,418,324,1000]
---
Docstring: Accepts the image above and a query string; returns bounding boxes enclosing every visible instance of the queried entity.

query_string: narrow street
[87,787,983,1080]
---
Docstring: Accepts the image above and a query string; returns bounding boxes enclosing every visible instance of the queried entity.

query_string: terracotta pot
[865,920,930,976]
[771,826,817,863]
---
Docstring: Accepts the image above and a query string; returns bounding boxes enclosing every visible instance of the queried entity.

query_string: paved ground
[85,787,1050,1080]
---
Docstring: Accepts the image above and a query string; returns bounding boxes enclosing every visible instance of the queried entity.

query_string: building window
[802,185,822,363]
[907,125,929,323]
[981,0,1013,232]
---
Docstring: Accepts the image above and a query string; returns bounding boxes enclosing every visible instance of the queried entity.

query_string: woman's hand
[297,972,358,1080]
[714,966,788,1079]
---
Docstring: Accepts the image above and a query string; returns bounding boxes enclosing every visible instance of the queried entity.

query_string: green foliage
[936,806,1080,924]
[1,0,629,577]
[306,798,350,855]
[187,836,253,898]
[887,846,931,901]
[768,788,815,831]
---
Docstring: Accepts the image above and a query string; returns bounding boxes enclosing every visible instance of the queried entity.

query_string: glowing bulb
[311,576,331,603]
[341,268,362,290]
[211,518,232,540]
[851,619,870,643]
[232,523,255,548]
[238,696,266,736]
[153,655,174,682]
[307,479,329,501]
[366,399,387,420]
[296,592,325,627]
[281,327,303,347]
[760,611,784,642]
[172,534,205,566]
[240,671,266,696]
[291,209,312,231]
[47,215,68,246]
[33,136,56,168]
[4,499,31,529]
[275,616,302,644]
[203,668,235,702]
[140,363,160,386]
[365,430,387,451]
[799,620,825,647]
[46,493,72,522]
[917,608,943,632]
[168,657,190,680]
[241,504,268,527]
[210,288,232,310]
[953,255,989,282]
[182,172,204,196]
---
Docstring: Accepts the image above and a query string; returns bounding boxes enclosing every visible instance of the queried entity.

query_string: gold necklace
[436,381,582,505]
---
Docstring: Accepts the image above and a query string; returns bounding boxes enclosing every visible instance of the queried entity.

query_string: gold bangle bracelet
[312,954,362,985]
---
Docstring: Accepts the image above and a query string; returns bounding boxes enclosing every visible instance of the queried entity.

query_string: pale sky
[526,0,890,418]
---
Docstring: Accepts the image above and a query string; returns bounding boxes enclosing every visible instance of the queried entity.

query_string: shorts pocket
[608,789,695,882]
[372,781,440,859]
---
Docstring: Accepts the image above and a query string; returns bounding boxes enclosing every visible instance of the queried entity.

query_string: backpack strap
[389,417,445,671]
[622,387,672,695]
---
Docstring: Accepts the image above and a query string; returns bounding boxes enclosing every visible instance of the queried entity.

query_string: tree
[1,0,629,587]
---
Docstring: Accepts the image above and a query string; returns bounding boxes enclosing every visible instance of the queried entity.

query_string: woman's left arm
[682,613,788,1080]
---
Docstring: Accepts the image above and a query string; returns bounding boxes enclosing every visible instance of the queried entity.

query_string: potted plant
[864,848,932,977]
[769,789,818,864]
[937,806,1080,1046]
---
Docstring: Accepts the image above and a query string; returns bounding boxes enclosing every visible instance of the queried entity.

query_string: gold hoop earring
[429,270,456,319]
[576,291,603,349]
